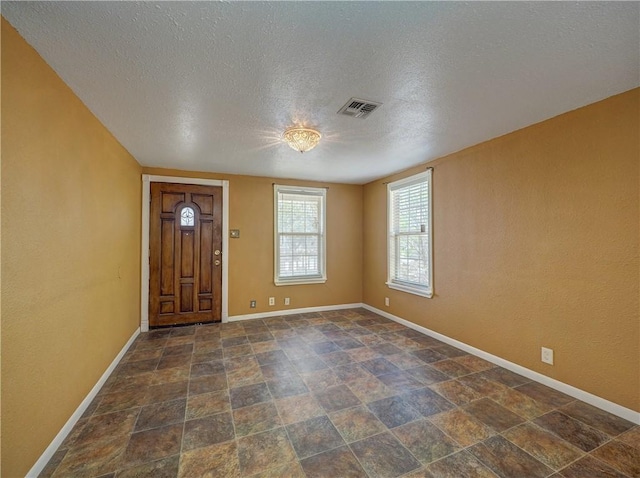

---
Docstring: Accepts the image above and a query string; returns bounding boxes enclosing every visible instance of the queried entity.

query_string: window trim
[274,184,327,286]
[386,169,433,298]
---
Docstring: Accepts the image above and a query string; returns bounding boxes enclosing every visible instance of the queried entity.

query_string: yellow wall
[363,88,640,412]
[143,168,363,316]
[1,19,142,476]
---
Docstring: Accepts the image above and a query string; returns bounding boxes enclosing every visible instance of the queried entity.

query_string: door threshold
[149,320,221,330]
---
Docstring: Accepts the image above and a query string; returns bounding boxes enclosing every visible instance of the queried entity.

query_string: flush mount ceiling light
[282,127,321,153]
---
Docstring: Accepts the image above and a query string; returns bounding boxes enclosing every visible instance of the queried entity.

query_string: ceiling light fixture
[282,127,321,153]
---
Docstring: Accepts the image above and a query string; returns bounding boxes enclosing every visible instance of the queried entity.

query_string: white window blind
[274,185,327,285]
[387,170,433,297]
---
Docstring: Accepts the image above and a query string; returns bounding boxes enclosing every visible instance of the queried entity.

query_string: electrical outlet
[541,347,554,365]
[284,297,290,306]
[268,297,275,306]
[384,297,390,307]
[250,300,256,308]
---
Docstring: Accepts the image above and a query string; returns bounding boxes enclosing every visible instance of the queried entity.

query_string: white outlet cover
[541,347,554,365]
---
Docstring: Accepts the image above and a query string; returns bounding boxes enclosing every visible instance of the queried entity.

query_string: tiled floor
[41,308,639,477]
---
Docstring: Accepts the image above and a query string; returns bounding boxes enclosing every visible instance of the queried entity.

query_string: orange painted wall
[1,19,142,476]
[363,89,639,412]
[143,168,363,317]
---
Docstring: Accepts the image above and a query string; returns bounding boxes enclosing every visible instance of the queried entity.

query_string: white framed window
[387,170,433,298]
[274,185,327,286]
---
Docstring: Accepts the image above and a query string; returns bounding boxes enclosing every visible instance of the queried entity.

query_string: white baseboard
[26,327,141,477]
[362,304,640,425]
[227,303,363,322]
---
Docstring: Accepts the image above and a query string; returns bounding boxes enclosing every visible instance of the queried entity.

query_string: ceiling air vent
[337,98,382,119]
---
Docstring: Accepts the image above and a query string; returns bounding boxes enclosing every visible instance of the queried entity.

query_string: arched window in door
[180,206,195,227]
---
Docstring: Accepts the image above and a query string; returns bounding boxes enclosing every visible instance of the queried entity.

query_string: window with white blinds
[387,170,433,298]
[274,185,327,285]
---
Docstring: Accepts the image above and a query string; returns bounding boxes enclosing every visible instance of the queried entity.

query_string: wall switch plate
[268,297,275,306]
[230,229,240,238]
[541,347,554,365]
[250,300,256,308]
[384,297,390,307]
[284,298,290,306]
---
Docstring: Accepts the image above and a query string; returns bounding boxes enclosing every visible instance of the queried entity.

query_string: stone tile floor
[41,308,639,477]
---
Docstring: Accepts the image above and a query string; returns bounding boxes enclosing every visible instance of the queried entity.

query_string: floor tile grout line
[178,333,194,472]
[496,422,587,472]
[422,397,558,474]
[532,408,617,451]
[324,327,423,475]
[107,338,175,475]
[347,429,415,478]
[239,353,299,477]
[384,422,433,474]
[488,424,563,474]
[576,436,633,477]
[434,406,618,478]
[423,413,477,452]
[280,314,377,477]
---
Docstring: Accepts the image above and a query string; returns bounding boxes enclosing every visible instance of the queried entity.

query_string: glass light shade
[283,127,321,153]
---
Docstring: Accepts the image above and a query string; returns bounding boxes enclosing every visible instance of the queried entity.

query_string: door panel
[192,194,214,214]
[150,182,222,327]
[161,192,185,213]
[180,230,194,278]
[160,219,175,296]
[199,221,213,293]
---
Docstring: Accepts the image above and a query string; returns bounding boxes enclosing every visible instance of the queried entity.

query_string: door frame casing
[141,175,229,331]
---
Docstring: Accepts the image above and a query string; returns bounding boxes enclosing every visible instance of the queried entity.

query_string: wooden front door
[149,183,222,327]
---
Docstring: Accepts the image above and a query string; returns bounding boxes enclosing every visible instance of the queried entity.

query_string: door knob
[214,260,221,266]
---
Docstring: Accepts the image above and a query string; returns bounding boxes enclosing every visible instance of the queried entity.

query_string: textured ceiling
[3,1,639,184]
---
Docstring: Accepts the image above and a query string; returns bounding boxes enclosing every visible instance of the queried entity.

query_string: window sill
[275,277,327,286]
[386,281,433,298]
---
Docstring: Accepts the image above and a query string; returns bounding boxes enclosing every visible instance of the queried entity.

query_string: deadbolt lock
[214,249,221,256]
